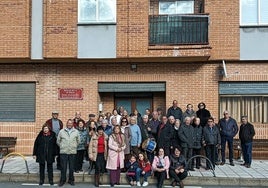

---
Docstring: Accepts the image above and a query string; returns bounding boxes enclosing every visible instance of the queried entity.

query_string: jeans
[60,154,75,183]
[182,147,193,161]
[221,136,234,163]
[136,168,151,181]
[241,142,253,165]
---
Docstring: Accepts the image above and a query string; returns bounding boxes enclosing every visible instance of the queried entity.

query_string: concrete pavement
[1,156,268,187]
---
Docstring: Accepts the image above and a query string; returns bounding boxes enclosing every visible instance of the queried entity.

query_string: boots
[95,174,100,187]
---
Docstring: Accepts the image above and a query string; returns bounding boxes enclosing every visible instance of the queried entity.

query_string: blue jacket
[130,124,142,146]
[219,117,238,138]
[76,127,88,150]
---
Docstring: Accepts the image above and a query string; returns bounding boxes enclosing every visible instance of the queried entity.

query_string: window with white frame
[240,0,268,25]
[159,0,194,15]
[78,0,116,23]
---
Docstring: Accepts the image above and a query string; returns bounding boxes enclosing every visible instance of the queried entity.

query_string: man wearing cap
[46,111,63,170]
[85,114,96,129]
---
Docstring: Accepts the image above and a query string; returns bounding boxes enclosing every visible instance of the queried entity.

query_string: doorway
[115,97,152,116]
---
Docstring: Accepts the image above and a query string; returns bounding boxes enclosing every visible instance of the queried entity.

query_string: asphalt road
[0,182,257,188]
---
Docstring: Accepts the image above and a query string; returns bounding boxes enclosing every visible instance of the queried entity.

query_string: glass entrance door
[115,98,152,116]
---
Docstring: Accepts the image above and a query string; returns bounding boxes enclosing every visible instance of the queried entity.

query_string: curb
[1,173,268,187]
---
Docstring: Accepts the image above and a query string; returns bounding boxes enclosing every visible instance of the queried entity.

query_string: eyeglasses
[208,121,213,122]
[122,121,127,123]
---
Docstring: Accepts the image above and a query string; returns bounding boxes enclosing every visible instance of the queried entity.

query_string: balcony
[149,14,209,46]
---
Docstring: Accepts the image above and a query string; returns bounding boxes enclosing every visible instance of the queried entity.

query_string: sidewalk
[1,156,268,187]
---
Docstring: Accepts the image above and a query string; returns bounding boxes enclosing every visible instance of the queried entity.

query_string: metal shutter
[0,83,35,122]
[98,82,166,92]
[219,82,268,95]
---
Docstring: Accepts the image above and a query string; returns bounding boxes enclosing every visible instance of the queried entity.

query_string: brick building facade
[0,0,268,155]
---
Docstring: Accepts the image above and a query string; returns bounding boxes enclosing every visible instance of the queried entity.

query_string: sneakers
[142,181,149,187]
[137,181,141,186]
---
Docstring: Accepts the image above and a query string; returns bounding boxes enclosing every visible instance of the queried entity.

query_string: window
[159,0,194,15]
[220,96,268,123]
[0,83,35,122]
[78,0,116,23]
[240,0,268,25]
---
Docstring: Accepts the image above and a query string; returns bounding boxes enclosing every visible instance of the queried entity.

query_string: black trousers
[95,153,105,175]
[169,169,187,183]
[39,163,53,183]
[205,145,216,169]
[60,154,75,183]
[191,148,201,168]
[154,170,166,187]
[75,150,85,171]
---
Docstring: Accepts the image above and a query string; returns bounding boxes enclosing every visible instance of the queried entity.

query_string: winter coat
[239,122,255,144]
[202,125,221,146]
[149,119,161,139]
[88,133,108,161]
[121,125,132,155]
[33,131,57,164]
[219,117,238,138]
[196,108,211,127]
[169,154,187,170]
[126,161,139,174]
[46,118,63,135]
[57,128,80,154]
[106,133,126,170]
[170,127,181,148]
[152,155,170,171]
[138,160,151,173]
[167,107,183,121]
[140,122,154,142]
[178,124,194,148]
[76,127,88,150]
[183,110,197,120]
[157,123,172,148]
[192,124,203,149]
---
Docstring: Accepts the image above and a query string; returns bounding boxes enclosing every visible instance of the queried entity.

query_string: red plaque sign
[58,88,83,100]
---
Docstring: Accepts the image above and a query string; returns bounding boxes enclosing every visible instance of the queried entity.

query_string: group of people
[32,100,256,188]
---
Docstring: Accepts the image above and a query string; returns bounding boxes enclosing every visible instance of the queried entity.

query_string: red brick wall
[205,0,240,60]
[0,0,240,60]
[43,0,77,57]
[0,0,30,58]
[1,62,268,154]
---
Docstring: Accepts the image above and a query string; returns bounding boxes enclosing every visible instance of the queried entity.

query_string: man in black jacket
[167,100,183,121]
[219,110,238,166]
[239,116,255,168]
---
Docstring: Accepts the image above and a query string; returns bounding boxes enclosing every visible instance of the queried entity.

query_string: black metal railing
[149,14,209,45]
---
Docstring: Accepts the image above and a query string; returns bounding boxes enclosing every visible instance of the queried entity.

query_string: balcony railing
[149,14,209,45]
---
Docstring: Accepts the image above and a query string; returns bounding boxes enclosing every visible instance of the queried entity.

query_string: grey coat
[178,124,194,148]
[122,125,132,155]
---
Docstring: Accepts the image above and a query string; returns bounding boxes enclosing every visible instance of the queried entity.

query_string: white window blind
[78,0,116,23]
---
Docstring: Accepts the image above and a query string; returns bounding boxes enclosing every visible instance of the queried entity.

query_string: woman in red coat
[136,152,151,187]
